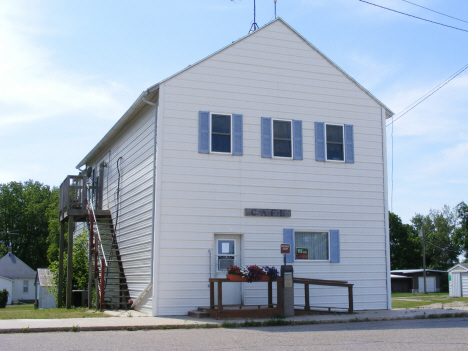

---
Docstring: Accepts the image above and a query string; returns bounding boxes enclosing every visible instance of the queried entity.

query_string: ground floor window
[295,232,329,260]
[23,280,28,293]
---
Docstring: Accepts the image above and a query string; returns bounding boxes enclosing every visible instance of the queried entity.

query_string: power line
[358,0,468,33]
[387,63,468,127]
[401,0,468,25]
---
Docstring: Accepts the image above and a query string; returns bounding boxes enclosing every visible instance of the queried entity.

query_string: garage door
[418,276,436,293]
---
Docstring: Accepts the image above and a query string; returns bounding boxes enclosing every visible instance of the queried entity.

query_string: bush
[0,289,9,308]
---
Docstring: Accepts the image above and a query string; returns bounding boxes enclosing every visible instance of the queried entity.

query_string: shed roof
[390,274,412,279]
[35,268,54,287]
[76,18,393,169]
[0,252,36,279]
[391,269,447,274]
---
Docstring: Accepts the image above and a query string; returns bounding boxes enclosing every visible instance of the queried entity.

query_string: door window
[216,239,236,271]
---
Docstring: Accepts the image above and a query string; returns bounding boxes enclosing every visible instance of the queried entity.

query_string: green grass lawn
[0,304,110,319]
[392,293,468,309]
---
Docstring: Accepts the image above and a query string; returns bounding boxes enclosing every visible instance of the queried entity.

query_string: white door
[214,235,242,306]
[452,273,462,297]
[418,276,436,293]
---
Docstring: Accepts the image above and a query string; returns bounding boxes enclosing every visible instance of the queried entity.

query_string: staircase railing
[86,183,107,310]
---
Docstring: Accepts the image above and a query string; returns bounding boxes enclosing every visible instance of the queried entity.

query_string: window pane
[274,140,291,157]
[327,143,343,161]
[212,134,231,152]
[212,114,231,134]
[326,125,343,143]
[295,232,328,260]
[218,240,235,255]
[273,120,291,139]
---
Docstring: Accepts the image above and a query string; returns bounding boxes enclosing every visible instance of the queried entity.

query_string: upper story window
[273,120,292,158]
[326,124,344,161]
[315,122,354,163]
[198,111,243,156]
[211,114,231,153]
[261,118,303,160]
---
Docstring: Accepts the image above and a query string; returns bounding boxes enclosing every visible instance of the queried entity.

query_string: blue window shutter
[232,114,243,156]
[293,120,303,160]
[315,122,325,161]
[261,117,272,158]
[283,228,294,263]
[198,111,210,154]
[330,230,340,263]
[344,124,354,163]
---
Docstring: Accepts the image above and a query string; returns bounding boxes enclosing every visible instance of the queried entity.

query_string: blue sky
[0,0,467,224]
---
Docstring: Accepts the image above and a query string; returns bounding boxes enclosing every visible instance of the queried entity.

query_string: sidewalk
[1,308,467,334]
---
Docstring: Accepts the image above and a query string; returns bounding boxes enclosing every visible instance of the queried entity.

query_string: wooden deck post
[305,283,310,311]
[210,281,214,309]
[268,281,273,307]
[87,215,93,309]
[277,280,283,308]
[348,285,354,313]
[57,221,65,308]
[217,281,223,311]
[66,216,74,309]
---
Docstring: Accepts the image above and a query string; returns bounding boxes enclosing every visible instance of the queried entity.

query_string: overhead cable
[358,0,468,33]
[387,63,468,127]
[401,0,468,25]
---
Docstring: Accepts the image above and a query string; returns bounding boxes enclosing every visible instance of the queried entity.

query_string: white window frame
[215,238,238,272]
[294,231,330,262]
[210,113,233,154]
[272,119,293,159]
[325,123,345,162]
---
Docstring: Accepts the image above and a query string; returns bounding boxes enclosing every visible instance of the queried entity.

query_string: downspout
[131,91,157,309]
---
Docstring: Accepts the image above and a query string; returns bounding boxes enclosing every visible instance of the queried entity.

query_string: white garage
[448,264,468,297]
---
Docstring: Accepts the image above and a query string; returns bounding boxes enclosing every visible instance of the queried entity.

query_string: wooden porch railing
[293,277,354,313]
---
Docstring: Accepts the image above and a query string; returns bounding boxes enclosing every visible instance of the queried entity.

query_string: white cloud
[0,2,128,131]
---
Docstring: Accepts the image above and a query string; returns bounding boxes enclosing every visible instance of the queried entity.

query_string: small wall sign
[281,244,290,254]
[244,208,291,217]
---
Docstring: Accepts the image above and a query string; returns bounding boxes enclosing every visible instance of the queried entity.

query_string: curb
[2,311,467,334]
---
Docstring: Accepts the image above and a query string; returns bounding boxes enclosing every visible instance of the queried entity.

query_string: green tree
[412,205,461,271]
[389,212,422,270]
[454,201,468,258]
[0,180,55,269]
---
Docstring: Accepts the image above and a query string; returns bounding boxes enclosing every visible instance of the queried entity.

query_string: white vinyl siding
[155,20,387,315]
[86,100,157,315]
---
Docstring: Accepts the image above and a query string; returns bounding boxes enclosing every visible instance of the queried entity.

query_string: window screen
[273,120,292,157]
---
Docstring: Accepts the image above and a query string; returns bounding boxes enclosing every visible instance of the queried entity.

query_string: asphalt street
[1,318,467,351]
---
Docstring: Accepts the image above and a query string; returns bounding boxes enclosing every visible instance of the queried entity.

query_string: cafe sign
[244,208,291,217]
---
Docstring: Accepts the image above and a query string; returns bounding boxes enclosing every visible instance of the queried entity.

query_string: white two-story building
[72,18,393,316]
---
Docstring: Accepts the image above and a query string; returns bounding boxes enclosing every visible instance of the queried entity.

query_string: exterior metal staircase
[88,199,132,310]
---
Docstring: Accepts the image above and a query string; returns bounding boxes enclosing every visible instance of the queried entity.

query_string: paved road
[1,318,468,351]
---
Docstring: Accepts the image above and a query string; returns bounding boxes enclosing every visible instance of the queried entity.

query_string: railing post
[100,258,105,311]
[305,283,310,311]
[348,285,354,313]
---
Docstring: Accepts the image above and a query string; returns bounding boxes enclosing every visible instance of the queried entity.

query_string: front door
[214,235,242,306]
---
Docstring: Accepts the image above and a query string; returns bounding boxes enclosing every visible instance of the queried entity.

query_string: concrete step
[188,310,210,318]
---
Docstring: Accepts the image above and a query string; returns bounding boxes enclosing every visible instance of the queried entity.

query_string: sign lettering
[244,208,291,217]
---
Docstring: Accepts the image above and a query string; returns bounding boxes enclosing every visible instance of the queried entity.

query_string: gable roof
[77,18,393,169]
[35,268,54,287]
[448,263,468,273]
[0,252,36,279]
